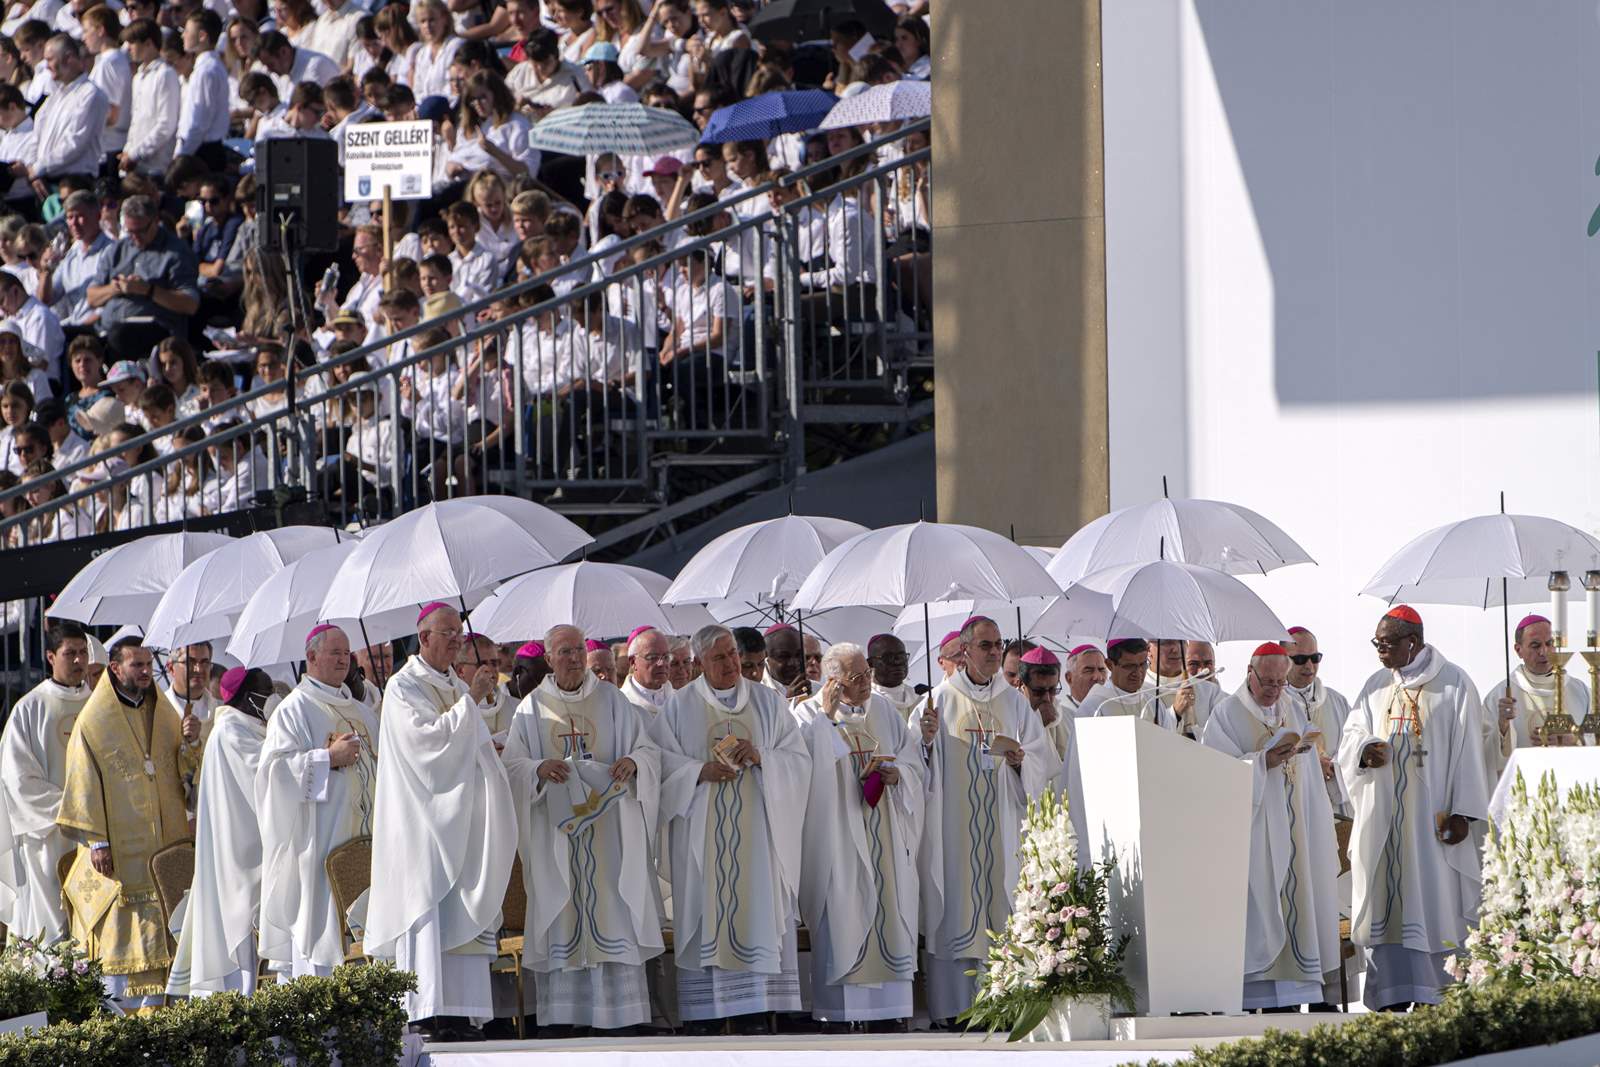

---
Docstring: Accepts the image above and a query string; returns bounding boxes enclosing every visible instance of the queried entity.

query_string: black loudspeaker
[256,138,340,254]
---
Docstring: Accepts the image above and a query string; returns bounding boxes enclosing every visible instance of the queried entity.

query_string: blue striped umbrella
[529,102,700,156]
[700,89,840,145]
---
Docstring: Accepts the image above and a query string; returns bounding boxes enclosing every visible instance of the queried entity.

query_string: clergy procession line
[1,500,1593,1042]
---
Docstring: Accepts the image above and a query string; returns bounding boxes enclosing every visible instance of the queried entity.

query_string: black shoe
[1306,1002,1341,1013]
[480,1019,518,1040]
[1378,1002,1413,1013]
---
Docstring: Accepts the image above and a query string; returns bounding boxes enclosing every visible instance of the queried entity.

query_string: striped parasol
[819,80,931,130]
[701,89,840,144]
[529,102,700,156]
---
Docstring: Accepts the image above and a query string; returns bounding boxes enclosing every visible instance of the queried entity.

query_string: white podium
[1074,717,1253,1015]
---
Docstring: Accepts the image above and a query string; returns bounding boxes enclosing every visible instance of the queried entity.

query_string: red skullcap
[1252,642,1289,658]
[1385,605,1423,625]
[1020,646,1059,667]
[218,666,248,705]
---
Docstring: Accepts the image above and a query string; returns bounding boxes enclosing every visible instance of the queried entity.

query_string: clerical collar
[45,677,85,695]
[1396,645,1434,683]
[304,675,350,700]
[108,672,146,708]
[628,676,669,705]
[710,683,738,708]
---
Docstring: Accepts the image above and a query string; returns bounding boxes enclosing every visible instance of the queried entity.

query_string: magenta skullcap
[763,623,796,636]
[627,624,656,642]
[1020,646,1059,667]
[305,622,338,647]
[961,615,994,631]
[1286,626,1310,636]
[937,629,962,650]
[418,601,451,624]
[516,640,546,659]
[1067,643,1100,658]
[1517,614,1550,632]
[585,639,608,652]
[218,666,248,706]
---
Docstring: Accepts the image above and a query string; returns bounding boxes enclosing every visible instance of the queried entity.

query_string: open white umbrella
[791,521,1060,687]
[144,526,346,650]
[467,562,677,644]
[227,540,381,667]
[662,515,869,607]
[49,531,235,625]
[529,102,699,156]
[320,498,591,646]
[1361,507,1600,690]
[891,592,1113,649]
[1049,496,1314,585]
[1062,560,1289,645]
[819,80,931,130]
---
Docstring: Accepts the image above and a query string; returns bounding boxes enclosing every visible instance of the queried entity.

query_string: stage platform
[416,1016,1358,1067]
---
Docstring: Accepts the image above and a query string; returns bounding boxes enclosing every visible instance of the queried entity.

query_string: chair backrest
[501,854,525,934]
[1335,816,1353,876]
[324,835,373,939]
[148,839,196,935]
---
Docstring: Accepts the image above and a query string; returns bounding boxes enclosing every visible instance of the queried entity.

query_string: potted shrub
[958,789,1133,1041]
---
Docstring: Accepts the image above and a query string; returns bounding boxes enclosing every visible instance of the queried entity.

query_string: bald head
[766,626,804,686]
[629,628,670,690]
[1287,628,1320,687]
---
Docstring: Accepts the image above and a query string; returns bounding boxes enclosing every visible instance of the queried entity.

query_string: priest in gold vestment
[57,638,199,1007]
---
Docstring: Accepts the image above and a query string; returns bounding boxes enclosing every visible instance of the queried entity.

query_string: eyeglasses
[1026,684,1062,698]
[1290,653,1323,665]
[871,653,909,665]
[423,627,464,641]
[1371,637,1409,652]
[1248,668,1287,689]
[839,670,869,685]
[639,652,670,664]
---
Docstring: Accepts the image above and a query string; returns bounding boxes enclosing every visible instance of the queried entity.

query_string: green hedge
[1120,979,1600,1067]
[0,963,415,1067]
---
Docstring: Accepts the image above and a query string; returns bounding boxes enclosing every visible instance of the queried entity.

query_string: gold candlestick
[1579,650,1600,745]
[1539,648,1580,745]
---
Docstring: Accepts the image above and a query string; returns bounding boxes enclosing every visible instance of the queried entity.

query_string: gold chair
[324,836,373,966]
[490,856,527,1036]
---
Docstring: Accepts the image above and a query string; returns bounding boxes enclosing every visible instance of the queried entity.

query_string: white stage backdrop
[1102,0,1600,699]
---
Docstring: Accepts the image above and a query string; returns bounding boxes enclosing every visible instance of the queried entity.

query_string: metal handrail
[0,121,933,535]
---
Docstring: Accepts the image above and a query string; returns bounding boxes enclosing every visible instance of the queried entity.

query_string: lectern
[1074,716,1252,1015]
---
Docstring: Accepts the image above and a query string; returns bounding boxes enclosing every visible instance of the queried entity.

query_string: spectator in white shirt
[580,40,638,102]
[38,189,110,328]
[118,19,180,177]
[305,0,362,68]
[408,0,462,103]
[254,81,333,143]
[202,420,270,514]
[319,223,384,332]
[506,24,589,115]
[0,270,63,381]
[256,29,339,102]
[444,202,499,298]
[81,6,128,156]
[324,75,378,166]
[24,34,109,193]
[0,85,34,206]
[49,0,89,40]
[894,16,931,80]
[176,9,231,172]
[446,71,539,182]
[270,0,317,50]
[14,21,55,104]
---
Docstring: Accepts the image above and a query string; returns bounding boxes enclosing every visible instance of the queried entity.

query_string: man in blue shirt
[193,174,242,328]
[85,195,200,360]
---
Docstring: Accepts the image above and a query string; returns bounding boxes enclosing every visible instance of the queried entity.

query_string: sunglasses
[199,196,225,205]
[1290,653,1323,665]
[599,170,623,181]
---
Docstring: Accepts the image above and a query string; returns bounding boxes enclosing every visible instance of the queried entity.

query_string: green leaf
[1006,997,1052,1042]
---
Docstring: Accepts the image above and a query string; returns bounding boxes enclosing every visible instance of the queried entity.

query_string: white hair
[667,634,691,653]
[820,641,864,681]
[690,624,733,659]
[544,623,584,648]
[628,627,666,656]
[1249,651,1290,672]
[306,626,345,656]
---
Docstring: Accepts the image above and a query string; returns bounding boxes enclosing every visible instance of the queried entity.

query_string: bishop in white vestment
[457,634,518,745]
[916,618,1059,1022]
[797,644,923,1024]
[1482,613,1589,784]
[1201,644,1340,1010]
[1337,607,1489,1011]
[619,627,674,722]
[257,626,381,979]
[1080,638,1173,728]
[1285,626,1353,817]
[657,625,811,1026]
[1060,644,1107,720]
[867,634,918,719]
[1147,639,1220,739]
[504,626,664,1030]
[0,623,92,942]
[168,668,275,998]
[365,604,516,1033]
[1013,648,1088,862]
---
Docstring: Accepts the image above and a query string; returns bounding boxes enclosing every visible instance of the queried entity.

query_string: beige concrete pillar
[930,0,1110,546]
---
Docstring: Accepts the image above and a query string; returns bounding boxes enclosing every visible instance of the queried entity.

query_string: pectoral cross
[557,720,591,759]
[1389,689,1426,767]
[846,730,877,773]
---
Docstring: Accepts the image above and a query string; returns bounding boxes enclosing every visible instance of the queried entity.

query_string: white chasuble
[658,677,809,1016]
[1338,646,1489,1007]
[0,678,88,941]
[872,682,919,719]
[256,677,380,973]
[1482,667,1590,783]
[505,674,663,969]
[168,706,268,997]
[1147,671,1220,738]
[920,670,1058,1019]
[798,694,922,1011]
[1290,679,1353,816]
[1202,689,1339,1005]
[1081,681,1174,729]
[365,657,516,961]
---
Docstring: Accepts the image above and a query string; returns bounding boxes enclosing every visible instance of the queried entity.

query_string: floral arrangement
[0,935,103,1024]
[1447,771,1600,987]
[959,789,1133,1040]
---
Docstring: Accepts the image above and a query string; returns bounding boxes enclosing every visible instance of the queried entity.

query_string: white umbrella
[1361,508,1600,691]
[1049,497,1314,585]
[791,521,1060,687]
[320,498,590,645]
[819,80,931,130]
[49,531,235,625]
[891,592,1113,649]
[1063,560,1289,645]
[529,102,700,155]
[227,540,391,667]
[709,601,896,647]
[144,526,347,650]
[662,515,869,607]
[467,562,676,644]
